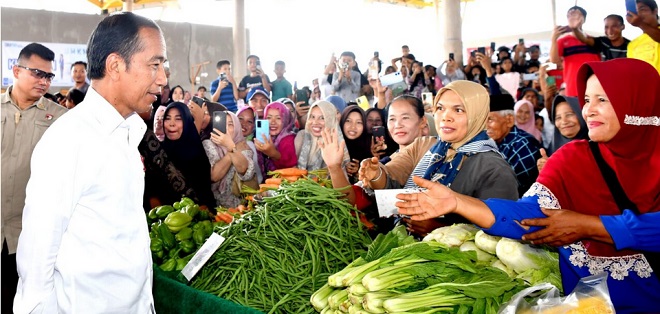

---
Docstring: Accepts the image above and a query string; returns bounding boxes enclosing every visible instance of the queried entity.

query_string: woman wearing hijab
[255,102,298,177]
[161,102,216,210]
[397,58,660,313]
[514,99,543,143]
[537,95,590,172]
[359,80,519,236]
[203,111,256,208]
[237,106,263,183]
[295,100,350,171]
[168,85,185,104]
[340,105,372,183]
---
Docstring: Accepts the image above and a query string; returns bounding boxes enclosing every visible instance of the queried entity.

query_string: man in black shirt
[572,14,630,60]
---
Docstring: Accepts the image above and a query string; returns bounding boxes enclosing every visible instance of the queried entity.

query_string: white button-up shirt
[14,87,153,313]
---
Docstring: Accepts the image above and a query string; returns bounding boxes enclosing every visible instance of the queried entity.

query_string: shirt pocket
[31,119,53,147]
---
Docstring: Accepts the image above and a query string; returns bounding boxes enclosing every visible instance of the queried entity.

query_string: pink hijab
[513,99,542,142]
[214,111,245,160]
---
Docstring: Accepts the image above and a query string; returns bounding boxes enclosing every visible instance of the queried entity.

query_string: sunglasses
[16,65,56,82]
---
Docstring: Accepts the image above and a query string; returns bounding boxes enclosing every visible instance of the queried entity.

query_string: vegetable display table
[153,265,263,314]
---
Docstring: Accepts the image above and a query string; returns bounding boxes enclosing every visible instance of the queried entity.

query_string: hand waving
[319,128,346,169]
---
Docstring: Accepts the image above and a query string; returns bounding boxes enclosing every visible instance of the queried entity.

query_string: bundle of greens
[190,180,372,314]
[313,224,562,313]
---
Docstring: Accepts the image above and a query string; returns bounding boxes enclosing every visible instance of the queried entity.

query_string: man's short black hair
[402,53,416,61]
[217,60,230,68]
[246,54,259,62]
[18,43,55,63]
[604,14,624,25]
[87,12,162,80]
[567,6,587,18]
[637,0,658,11]
[197,86,207,92]
[424,64,436,71]
[340,51,356,60]
[71,61,87,70]
[275,60,285,67]
[402,45,409,49]
[66,89,86,105]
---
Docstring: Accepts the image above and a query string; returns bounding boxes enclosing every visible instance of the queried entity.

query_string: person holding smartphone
[202,111,256,208]
[210,60,238,112]
[255,102,298,178]
[238,55,272,101]
[549,6,601,97]
[626,0,660,74]
[331,51,362,103]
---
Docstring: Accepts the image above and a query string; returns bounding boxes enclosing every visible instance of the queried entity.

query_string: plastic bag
[498,273,615,314]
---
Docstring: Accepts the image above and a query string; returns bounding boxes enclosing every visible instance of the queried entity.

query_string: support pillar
[233,0,247,80]
[440,0,463,65]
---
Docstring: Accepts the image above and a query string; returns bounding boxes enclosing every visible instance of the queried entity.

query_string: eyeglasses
[16,65,55,82]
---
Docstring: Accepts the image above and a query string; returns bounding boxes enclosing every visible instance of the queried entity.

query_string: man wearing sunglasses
[1,42,68,313]
[14,12,167,313]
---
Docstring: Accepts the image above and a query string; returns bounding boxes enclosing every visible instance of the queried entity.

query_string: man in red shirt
[550,6,601,97]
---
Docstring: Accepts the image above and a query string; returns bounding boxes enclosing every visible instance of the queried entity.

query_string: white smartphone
[421,92,433,106]
[379,71,403,86]
[522,73,539,81]
[541,62,558,71]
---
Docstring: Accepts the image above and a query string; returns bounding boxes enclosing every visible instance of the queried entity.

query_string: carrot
[270,168,308,177]
[259,184,280,190]
[310,176,319,182]
[216,212,233,224]
[281,175,300,182]
[227,207,240,214]
[359,214,375,230]
[245,195,255,202]
[265,177,283,185]
[236,204,247,213]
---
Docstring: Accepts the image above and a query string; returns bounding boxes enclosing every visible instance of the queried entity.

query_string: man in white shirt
[13,12,167,313]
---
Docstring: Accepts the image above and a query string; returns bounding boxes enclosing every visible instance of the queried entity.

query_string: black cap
[489,94,515,112]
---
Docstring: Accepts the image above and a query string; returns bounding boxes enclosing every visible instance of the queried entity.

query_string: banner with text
[2,40,88,87]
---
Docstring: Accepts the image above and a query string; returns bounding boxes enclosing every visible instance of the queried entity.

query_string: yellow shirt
[627,28,660,75]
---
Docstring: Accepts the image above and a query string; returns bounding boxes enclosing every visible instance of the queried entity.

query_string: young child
[271,60,293,100]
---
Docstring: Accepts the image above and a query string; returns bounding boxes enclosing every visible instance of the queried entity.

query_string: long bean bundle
[190,179,372,313]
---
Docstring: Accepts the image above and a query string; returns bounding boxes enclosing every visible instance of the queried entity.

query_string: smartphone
[255,119,270,144]
[522,73,539,81]
[519,38,524,45]
[490,42,496,53]
[379,71,403,86]
[546,76,556,87]
[191,95,205,108]
[541,62,558,71]
[256,60,262,72]
[470,50,476,57]
[219,73,227,81]
[212,111,227,134]
[371,126,385,138]
[356,95,370,110]
[477,47,486,55]
[374,51,379,58]
[449,53,455,61]
[421,92,433,107]
[295,89,309,107]
[626,0,638,14]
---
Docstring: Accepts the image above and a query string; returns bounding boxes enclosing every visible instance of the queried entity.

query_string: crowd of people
[2,1,660,313]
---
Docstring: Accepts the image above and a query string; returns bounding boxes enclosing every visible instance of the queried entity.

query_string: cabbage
[423,224,478,247]
[490,260,516,278]
[474,230,501,254]
[459,241,495,262]
[495,238,559,274]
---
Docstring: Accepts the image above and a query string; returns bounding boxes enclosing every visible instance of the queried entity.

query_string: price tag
[374,188,420,217]
[180,233,225,281]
